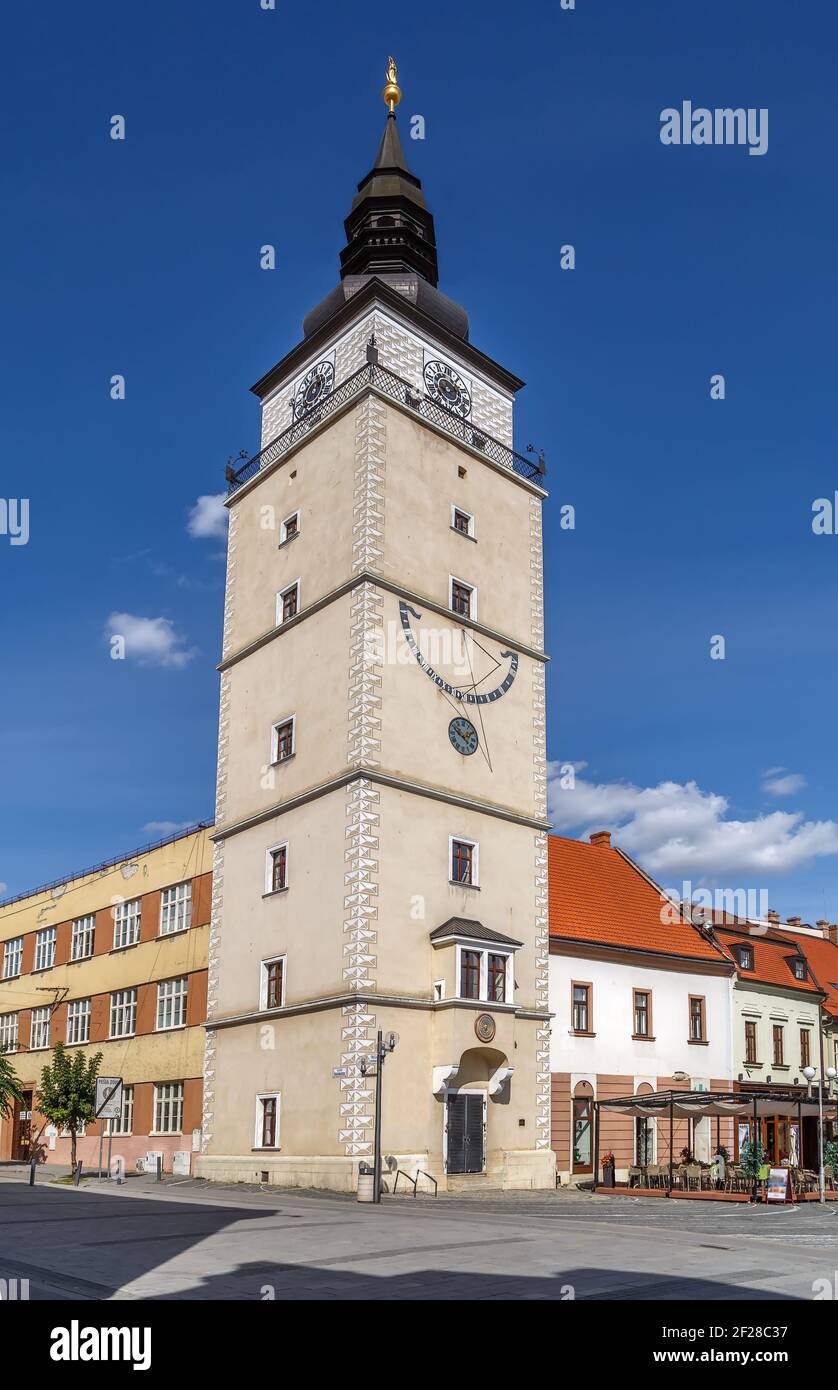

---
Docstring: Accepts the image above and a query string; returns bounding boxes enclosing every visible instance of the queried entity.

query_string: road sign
[94,1077,123,1120]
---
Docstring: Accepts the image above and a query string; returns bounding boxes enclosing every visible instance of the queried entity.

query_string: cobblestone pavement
[1,1175,836,1300]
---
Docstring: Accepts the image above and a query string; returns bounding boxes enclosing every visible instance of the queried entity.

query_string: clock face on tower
[399,600,518,772]
[294,361,335,419]
[448,717,479,756]
[423,360,471,418]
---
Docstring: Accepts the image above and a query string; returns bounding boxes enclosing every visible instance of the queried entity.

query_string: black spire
[339,111,439,287]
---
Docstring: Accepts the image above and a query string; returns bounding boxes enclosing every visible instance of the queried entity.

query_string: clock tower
[198,61,554,1191]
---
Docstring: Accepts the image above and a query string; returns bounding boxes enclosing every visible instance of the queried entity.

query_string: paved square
[2,1176,838,1300]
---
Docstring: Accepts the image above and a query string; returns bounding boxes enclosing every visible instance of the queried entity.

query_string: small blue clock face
[448,717,479,756]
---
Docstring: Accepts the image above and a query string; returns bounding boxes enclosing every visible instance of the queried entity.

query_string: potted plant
[739,1135,767,1200]
[601,1150,616,1187]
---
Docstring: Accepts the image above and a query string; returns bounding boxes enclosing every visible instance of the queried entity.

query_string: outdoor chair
[682,1165,702,1191]
[801,1169,819,1193]
[627,1165,641,1188]
[645,1164,661,1188]
[824,1164,836,1191]
[725,1165,745,1193]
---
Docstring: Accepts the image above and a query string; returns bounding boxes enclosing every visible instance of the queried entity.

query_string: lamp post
[802,1064,836,1204]
[360,1030,398,1204]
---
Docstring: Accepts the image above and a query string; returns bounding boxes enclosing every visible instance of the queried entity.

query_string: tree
[37,1044,103,1175]
[0,1048,25,1121]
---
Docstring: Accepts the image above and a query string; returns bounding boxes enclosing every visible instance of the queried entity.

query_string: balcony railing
[226,361,546,495]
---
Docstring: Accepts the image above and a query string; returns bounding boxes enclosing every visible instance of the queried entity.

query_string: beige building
[197,67,554,1191]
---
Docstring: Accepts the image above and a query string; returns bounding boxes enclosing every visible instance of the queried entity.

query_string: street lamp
[802,1065,827,1204]
[359,1030,398,1204]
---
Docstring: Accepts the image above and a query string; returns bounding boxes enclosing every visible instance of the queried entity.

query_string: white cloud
[187,494,228,540]
[142,820,195,836]
[548,763,838,879]
[761,770,807,797]
[0,883,7,896]
[105,613,196,669]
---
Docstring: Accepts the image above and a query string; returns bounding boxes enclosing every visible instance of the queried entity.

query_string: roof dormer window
[738,944,754,971]
[792,957,807,982]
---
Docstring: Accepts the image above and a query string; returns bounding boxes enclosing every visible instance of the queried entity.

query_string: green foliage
[37,1044,103,1147]
[739,1135,767,1181]
[823,1138,838,1173]
[0,1049,25,1119]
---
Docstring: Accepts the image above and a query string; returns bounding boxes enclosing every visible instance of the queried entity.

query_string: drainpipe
[592,1099,600,1190]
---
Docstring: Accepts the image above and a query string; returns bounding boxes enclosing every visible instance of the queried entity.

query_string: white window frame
[265,842,289,895]
[109,987,138,1039]
[66,999,91,1046]
[152,1082,184,1136]
[105,1084,134,1137]
[2,937,22,979]
[159,881,192,937]
[113,898,141,950]
[260,954,287,1011]
[449,834,479,888]
[454,943,513,1004]
[156,977,188,1031]
[449,574,477,621]
[30,1006,50,1051]
[276,578,301,627]
[451,504,475,538]
[270,715,296,765]
[34,927,57,972]
[280,511,300,545]
[0,1012,19,1051]
[254,1091,281,1149]
[71,914,96,962]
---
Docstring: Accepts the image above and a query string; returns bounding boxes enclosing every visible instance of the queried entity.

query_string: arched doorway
[572,1081,594,1175]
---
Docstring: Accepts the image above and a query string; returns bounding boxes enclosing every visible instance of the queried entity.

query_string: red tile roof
[548,835,728,963]
[713,926,822,994]
[778,929,838,1012]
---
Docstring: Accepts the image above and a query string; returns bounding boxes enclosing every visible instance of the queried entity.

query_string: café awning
[596,1089,837,1120]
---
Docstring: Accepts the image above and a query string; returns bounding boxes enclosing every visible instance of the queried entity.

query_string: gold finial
[382,55,402,115]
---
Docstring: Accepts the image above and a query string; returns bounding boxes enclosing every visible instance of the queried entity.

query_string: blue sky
[1,1,836,922]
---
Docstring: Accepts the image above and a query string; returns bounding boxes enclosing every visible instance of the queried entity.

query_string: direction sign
[94,1077,123,1120]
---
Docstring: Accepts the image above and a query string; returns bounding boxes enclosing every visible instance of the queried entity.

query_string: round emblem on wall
[294,360,335,419]
[424,359,471,418]
[474,1013,496,1044]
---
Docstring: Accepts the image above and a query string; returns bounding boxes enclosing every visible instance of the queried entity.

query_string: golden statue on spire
[382,55,402,114]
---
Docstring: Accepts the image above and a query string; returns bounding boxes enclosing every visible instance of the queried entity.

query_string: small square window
[281,512,299,544]
[451,506,474,538]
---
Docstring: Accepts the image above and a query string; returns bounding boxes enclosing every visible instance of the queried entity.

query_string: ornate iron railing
[226,361,546,495]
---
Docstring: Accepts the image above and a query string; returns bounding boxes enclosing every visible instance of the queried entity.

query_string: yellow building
[0,824,212,1174]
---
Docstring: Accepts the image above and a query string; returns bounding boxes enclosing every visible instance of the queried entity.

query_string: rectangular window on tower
[260,956,286,1011]
[459,949,480,1000]
[280,512,299,545]
[271,717,296,764]
[450,837,478,886]
[255,1093,280,1149]
[451,506,475,538]
[276,581,300,626]
[265,844,289,895]
[450,577,475,620]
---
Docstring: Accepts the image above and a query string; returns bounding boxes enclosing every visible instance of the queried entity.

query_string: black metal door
[446,1093,484,1174]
